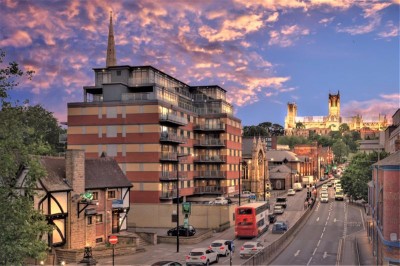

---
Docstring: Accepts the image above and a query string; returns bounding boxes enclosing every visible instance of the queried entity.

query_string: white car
[321,184,328,190]
[320,192,329,203]
[239,242,264,258]
[214,197,228,205]
[186,248,219,265]
[241,191,256,198]
[273,205,284,215]
[287,189,296,196]
[208,239,231,256]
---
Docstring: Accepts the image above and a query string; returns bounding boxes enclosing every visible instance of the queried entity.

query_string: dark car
[167,225,196,236]
[272,221,288,234]
[268,214,277,224]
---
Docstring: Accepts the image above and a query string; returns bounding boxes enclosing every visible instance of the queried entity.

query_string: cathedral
[284,91,388,136]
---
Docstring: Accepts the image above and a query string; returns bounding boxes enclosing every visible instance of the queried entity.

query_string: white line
[336,238,343,265]
[307,257,313,266]
[360,208,365,231]
[317,240,321,247]
[323,251,328,259]
[313,247,317,255]
[321,232,324,238]
[323,227,326,232]
[325,221,328,226]
[294,250,300,257]
[334,218,336,223]
[317,217,320,222]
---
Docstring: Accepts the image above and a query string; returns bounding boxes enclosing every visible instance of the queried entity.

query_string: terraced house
[67,13,242,208]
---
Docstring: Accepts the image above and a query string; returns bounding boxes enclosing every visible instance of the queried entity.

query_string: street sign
[109,235,118,245]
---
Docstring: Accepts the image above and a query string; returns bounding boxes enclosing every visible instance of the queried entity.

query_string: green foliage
[277,135,309,149]
[341,151,388,202]
[243,122,284,137]
[0,50,52,264]
[332,139,349,163]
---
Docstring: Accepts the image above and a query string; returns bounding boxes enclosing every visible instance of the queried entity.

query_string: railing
[194,171,225,179]
[193,139,225,147]
[122,92,155,101]
[160,132,187,143]
[193,123,225,131]
[193,155,225,163]
[160,152,178,161]
[159,172,188,180]
[194,186,227,194]
[160,190,176,199]
[159,113,188,125]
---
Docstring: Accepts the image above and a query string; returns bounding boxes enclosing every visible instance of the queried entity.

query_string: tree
[339,123,350,134]
[242,122,284,137]
[295,122,305,129]
[0,50,51,264]
[332,139,349,163]
[341,151,388,201]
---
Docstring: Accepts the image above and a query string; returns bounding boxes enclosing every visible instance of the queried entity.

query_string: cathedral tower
[284,102,297,130]
[328,91,340,118]
[106,11,117,67]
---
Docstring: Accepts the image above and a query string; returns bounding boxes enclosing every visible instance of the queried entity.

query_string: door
[112,211,119,233]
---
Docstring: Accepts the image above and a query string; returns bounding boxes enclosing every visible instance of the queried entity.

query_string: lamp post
[263,158,266,201]
[176,153,189,253]
[238,159,241,206]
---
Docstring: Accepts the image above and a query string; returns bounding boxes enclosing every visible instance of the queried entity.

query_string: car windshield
[190,252,204,256]
[243,244,255,248]
[274,206,282,209]
[211,243,222,247]
[321,193,328,197]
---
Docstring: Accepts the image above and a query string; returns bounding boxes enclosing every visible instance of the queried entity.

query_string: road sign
[109,235,118,245]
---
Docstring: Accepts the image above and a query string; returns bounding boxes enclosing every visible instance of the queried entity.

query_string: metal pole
[176,158,180,253]
[112,245,115,266]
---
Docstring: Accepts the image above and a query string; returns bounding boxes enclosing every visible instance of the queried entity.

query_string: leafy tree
[332,139,349,163]
[243,122,284,137]
[0,50,52,264]
[339,123,350,134]
[341,151,388,201]
[295,122,305,129]
[277,135,309,149]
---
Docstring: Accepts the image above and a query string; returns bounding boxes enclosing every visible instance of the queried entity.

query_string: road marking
[334,218,336,223]
[323,227,326,232]
[316,217,320,222]
[323,251,328,259]
[317,240,321,247]
[325,221,328,226]
[321,232,324,238]
[294,250,300,257]
[313,247,317,255]
[307,257,312,266]
[336,238,343,265]
[360,208,365,230]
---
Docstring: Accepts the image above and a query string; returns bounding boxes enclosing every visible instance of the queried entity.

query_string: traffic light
[182,202,191,214]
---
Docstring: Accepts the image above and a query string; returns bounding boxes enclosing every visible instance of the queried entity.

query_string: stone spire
[106,11,117,67]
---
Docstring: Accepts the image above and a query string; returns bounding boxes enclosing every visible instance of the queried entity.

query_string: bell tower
[285,102,297,130]
[328,91,341,131]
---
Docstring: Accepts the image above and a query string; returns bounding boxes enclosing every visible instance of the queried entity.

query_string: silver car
[186,248,219,265]
[239,242,264,258]
[208,239,231,256]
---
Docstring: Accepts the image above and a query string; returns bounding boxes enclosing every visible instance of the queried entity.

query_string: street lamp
[176,153,190,253]
[238,159,241,206]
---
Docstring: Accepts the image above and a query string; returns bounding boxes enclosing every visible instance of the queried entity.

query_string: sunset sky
[1,0,399,126]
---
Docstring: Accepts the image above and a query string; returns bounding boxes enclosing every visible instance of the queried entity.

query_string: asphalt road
[270,186,364,266]
[97,189,308,265]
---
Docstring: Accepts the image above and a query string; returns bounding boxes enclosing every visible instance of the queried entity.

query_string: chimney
[66,149,85,194]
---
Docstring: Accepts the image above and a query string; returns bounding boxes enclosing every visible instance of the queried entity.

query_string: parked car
[214,197,228,205]
[208,239,231,256]
[240,191,256,198]
[287,189,296,196]
[167,225,196,236]
[151,261,182,266]
[186,248,219,265]
[239,242,264,258]
[272,221,288,234]
[273,205,284,215]
[268,214,277,224]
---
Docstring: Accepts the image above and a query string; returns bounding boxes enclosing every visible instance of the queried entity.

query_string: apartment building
[67,13,242,205]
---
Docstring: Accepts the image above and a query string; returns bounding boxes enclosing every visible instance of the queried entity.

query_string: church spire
[106,11,117,67]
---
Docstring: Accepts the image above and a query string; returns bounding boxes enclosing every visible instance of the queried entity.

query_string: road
[270,186,365,266]
[97,189,308,265]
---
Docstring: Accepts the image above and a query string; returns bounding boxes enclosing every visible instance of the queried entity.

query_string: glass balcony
[194,186,227,195]
[160,152,178,161]
[194,170,225,179]
[193,123,225,132]
[159,171,188,181]
[160,132,187,144]
[193,139,225,148]
[160,113,188,126]
[193,155,226,163]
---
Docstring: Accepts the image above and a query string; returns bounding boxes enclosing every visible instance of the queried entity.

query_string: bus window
[238,208,253,215]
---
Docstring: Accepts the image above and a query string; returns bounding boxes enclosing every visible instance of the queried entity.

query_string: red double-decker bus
[235,202,269,238]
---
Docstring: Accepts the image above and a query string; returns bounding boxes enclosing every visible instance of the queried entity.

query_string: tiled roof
[270,164,291,173]
[373,151,400,166]
[266,150,298,162]
[39,157,71,192]
[85,157,132,189]
[269,172,289,179]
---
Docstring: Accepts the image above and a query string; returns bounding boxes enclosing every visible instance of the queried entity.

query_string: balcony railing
[160,152,178,161]
[194,186,227,195]
[160,113,188,126]
[193,155,226,163]
[193,139,225,147]
[193,123,225,132]
[160,132,187,144]
[194,170,225,179]
[160,190,177,199]
[159,172,188,180]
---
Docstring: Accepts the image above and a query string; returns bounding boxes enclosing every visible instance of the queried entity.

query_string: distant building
[384,108,400,154]
[265,150,300,190]
[284,91,388,136]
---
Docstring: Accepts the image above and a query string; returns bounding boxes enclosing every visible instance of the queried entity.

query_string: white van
[293,182,303,191]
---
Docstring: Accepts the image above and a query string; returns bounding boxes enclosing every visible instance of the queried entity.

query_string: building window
[92,192,99,200]
[96,214,103,224]
[88,216,93,225]
[108,190,116,199]
[117,70,121,76]
[96,237,103,243]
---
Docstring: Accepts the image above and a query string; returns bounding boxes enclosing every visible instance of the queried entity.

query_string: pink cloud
[378,21,399,38]
[269,25,310,47]
[0,30,32,47]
